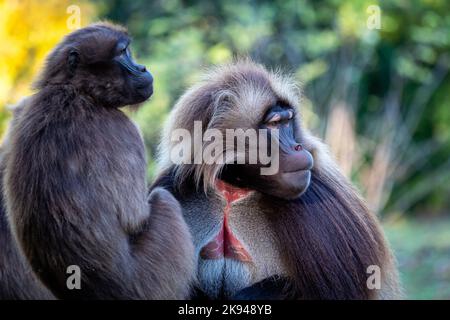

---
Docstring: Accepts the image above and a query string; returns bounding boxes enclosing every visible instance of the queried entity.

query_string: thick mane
[266,165,388,299]
[155,59,400,299]
[153,135,396,299]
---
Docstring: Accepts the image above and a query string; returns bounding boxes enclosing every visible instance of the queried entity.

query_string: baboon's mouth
[283,168,311,174]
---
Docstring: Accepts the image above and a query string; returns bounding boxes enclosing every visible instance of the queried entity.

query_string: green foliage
[385,218,450,299]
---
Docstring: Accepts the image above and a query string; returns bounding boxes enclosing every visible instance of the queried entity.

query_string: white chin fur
[197,258,252,299]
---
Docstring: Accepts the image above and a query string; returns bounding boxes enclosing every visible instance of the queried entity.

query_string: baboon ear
[68,49,79,76]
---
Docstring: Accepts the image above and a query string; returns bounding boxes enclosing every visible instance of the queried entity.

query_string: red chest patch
[200,180,253,262]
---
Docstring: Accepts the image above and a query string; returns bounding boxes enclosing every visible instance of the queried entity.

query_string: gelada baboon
[153,60,402,299]
[3,22,195,299]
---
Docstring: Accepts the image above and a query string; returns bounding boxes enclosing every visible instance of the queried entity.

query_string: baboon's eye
[267,113,281,124]
[263,107,294,128]
[116,41,128,56]
[120,46,128,55]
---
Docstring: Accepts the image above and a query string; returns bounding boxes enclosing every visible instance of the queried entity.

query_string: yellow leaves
[208,43,232,64]
[337,0,379,39]
[0,0,94,135]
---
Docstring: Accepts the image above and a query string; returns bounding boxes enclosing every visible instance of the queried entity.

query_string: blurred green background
[1,0,449,299]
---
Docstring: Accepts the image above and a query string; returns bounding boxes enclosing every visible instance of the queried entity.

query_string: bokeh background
[1,0,450,299]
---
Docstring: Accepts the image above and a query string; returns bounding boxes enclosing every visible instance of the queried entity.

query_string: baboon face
[109,37,154,104]
[37,23,153,108]
[221,103,314,200]
[163,61,314,200]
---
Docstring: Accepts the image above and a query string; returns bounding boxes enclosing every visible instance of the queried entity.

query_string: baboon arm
[81,187,194,299]
[130,188,196,299]
[8,184,194,299]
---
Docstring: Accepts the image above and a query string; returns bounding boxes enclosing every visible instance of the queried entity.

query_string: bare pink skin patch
[200,180,253,263]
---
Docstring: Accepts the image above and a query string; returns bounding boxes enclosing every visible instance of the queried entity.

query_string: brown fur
[154,59,402,299]
[0,196,54,300]
[0,98,55,300]
[3,23,195,299]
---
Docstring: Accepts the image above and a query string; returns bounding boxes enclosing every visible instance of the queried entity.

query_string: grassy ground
[383,218,450,299]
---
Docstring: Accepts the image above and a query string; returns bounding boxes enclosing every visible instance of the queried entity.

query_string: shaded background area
[1,0,449,299]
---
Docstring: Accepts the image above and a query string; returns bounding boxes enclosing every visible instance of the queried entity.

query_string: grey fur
[154,59,403,299]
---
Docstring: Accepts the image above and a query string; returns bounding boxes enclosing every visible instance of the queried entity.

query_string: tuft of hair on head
[88,20,128,34]
[32,21,129,90]
[157,58,302,194]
